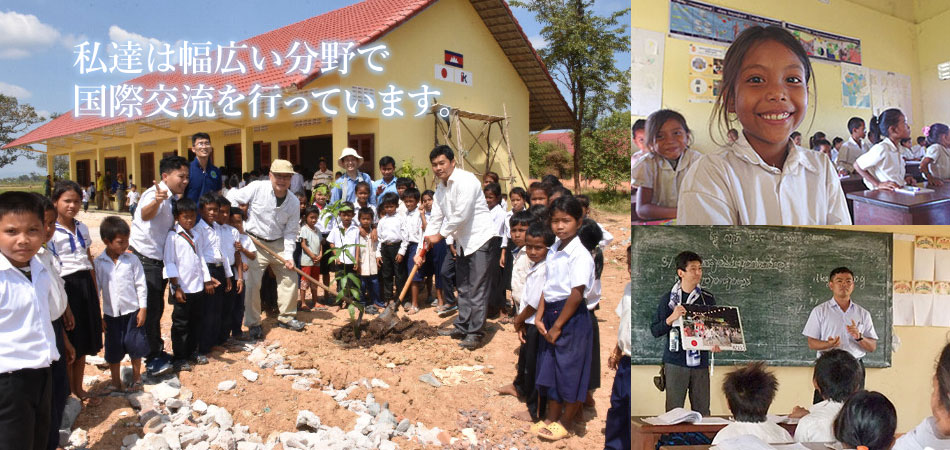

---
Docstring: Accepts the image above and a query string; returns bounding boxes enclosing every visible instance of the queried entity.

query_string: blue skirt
[535,299,592,403]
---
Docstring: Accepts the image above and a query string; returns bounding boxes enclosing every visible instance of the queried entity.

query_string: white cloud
[529,34,548,50]
[0,81,32,98]
[0,11,61,59]
[108,25,169,54]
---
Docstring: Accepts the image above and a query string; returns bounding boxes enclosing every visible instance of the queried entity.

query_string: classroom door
[75,159,90,187]
[299,135,333,172]
[139,152,155,186]
[348,134,375,175]
[278,140,300,165]
[252,142,271,172]
[224,143,242,174]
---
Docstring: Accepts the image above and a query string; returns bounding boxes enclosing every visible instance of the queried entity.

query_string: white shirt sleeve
[630,156,656,189]
[802,307,822,340]
[823,158,852,225]
[133,257,148,309]
[162,233,179,280]
[676,159,739,225]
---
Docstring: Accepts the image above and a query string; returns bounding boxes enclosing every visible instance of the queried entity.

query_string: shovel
[378,242,428,332]
[247,235,352,305]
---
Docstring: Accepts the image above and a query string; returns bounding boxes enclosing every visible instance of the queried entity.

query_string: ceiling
[845,0,950,23]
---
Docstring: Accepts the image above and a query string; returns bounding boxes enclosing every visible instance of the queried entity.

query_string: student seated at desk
[789,349,862,443]
[712,362,793,445]
[834,390,897,450]
[893,342,950,449]
[854,108,916,190]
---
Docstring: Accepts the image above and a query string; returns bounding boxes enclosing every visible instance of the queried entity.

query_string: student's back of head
[814,349,861,402]
[723,362,778,422]
[833,390,896,450]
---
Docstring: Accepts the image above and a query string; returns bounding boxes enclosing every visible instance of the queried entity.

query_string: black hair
[401,187,420,201]
[509,210,535,228]
[527,204,548,222]
[632,118,646,134]
[396,177,414,189]
[675,251,702,276]
[199,192,220,209]
[928,123,950,147]
[814,349,862,402]
[829,266,854,281]
[421,189,435,200]
[525,221,555,247]
[34,193,54,213]
[191,132,211,145]
[52,180,83,202]
[228,176,238,189]
[552,186,573,199]
[790,131,802,140]
[229,207,245,220]
[577,218,603,252]
[575,194,590,209]
[646,109,692,150]
[548,195,583,221]
[541,174,562,187]
[528,181,552,199]
[900,137,912,146]
[509,187,527,202]
[0,191,45,222]
[379,192,400,208]
[338,202,355,214]
[809,131,826,149]
[159,155,189,176]
[814,138,832,149]
[358,207,375,219]
[301,205,321,225]
[355,181,372,195]
[878,108,905,138]
[935,343,950,413]
[918,136,927,144]
[711,26,815,145]
[429,144,455,162]
[216,196,231,208]
[483,171,499,183]
[482,182,501,198]
[722,362,778,422]
[833,137,843,146]
[378,156,396,168]
[868,115,882,144]
[833,391,897,450]
[173,197,198,217]
[848,117,866,134]
[100,215,131,242]
[242,172,252,183]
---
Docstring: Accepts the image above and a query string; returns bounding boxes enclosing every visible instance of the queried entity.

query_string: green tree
[510,0,629,188]
[37,154,70,179]
[0,94,48,168]
[580,110,631,191]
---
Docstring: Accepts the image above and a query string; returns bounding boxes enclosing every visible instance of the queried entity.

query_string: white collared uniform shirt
[48,220,93,276]
[893,416,950,450]
[328,223,361,265]
[794,399,842,443]
[162,225,212,294]
[488,204,507,247]
[129,181,176,260]
[630,150,701,207]
[543,237,595,303]
[194,219,232,278]
[236,232,256,266]
[423,168,495,256]
[376,213,404,252]
[617,282,631,356]
[0,253,59,372]
[37,247,68,321]
[522,259,546,325]
[712,421,793,445]
[855,138,906,189]
[94,252,148,317]
[925,144,950,179]
[802,298,878,359]
[677,134,851,225]
[510,251,530,305]
[837,137,868,173]
[400,208,424,255]
[226,180,300,260]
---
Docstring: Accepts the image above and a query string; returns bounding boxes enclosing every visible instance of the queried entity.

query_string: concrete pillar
[241,126,254,172]
[46,152,54,179]
[331,106,349,164]
[130,142,140,190]
[177,135,189,158]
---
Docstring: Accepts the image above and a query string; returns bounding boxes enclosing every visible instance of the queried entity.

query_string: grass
[0,184,43,194]
[580,188,631,215]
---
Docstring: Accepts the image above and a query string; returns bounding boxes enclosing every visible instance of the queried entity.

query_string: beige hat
[338,147,363,162]
[270,159,295,174]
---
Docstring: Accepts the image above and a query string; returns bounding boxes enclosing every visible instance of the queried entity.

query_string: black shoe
[234,332,252,341]
[459,335,480,350]
[249,326,263,340]
[173,360,192,372]
[191,354,209,365]
[438,328,465,339]
[148,360,174,377]
[278,319,306,331]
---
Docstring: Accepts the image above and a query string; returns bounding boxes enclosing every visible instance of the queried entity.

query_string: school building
[5,0,572,190]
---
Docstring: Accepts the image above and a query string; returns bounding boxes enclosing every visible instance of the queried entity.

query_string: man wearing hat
[226,159,306,337]
[330,148,376,206]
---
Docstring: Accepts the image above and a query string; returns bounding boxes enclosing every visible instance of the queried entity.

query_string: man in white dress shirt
[226,159,304,337]
[129,155,189,377]
[802,266,878,403]
[414,145,499,350]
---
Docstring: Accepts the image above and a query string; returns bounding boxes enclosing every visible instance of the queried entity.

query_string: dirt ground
[70,208,630,449]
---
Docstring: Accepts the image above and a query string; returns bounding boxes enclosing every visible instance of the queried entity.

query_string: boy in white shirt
[400,188,425,314]
[0,191,59,449]
[163,197,215,372]
[483,183,507,318]
[195,193,232,358]
[228,208,256,340]
[95,216,149,392]
[836,117,870,174]
[375,194,404,308]
[712,362,794,445]
[327,203,360,302]
[216,197,242,344]
[127,184,139,216]
[355,207,380,313]
[789,349,861,443]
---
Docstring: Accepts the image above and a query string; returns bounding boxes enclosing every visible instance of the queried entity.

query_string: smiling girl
[631,109,700,221]
[676,25,850,225]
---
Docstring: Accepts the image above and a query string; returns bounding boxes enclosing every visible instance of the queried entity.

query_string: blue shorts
[405,242,424,282]
[104,311,149,364]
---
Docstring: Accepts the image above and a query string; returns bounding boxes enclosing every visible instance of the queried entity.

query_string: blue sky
[0,0,629,177]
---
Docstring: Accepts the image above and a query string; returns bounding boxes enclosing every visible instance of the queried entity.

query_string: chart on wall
[786,23,862,65]
[841,63,871,109]
[669,0,781,44]
[687,43,725,103]
[631,27,666,117]
[869,69,913,124]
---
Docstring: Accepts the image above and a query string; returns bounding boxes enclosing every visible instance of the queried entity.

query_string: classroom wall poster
[687,43,725,103]
[840,63,870,109]
[893,280,913,326]
[669,0,781,44]
[785,22,862,65]
[870,69,914,124]
[913,280,934,326]
[631,27,665,117]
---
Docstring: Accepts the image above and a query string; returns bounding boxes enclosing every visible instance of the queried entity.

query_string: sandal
[99,384,124,395]
[529,421,548,434]
[538,422,571,441]
[80,395,103,407]
[407,307,420,315]
[128,381,144,392]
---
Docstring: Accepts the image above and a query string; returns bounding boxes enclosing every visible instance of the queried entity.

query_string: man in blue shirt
[374,156,398,198]
[184,132,222,202]
[330,147,375,205]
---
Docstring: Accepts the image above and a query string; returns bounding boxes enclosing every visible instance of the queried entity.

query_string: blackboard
[632,226,893,368]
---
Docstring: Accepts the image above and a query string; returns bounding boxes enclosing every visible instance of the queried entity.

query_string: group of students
[629,23,950,225]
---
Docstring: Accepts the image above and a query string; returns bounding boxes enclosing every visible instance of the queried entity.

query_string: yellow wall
[632,0,924,153]
[633,225,950,433]
[916,7,950,129]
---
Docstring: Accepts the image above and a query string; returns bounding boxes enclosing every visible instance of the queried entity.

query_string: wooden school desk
[658,444,828,450]
[632,417,798,450]
[839,174,868,218]
[847,184,950,224]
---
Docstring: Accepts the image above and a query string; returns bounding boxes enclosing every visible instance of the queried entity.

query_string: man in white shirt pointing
[227,159,304,338]
[414,145,499,350]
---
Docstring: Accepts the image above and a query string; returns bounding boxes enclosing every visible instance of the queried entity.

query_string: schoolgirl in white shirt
[920,123,950,186]
[854,108,916,190]
[894,343,950,450]
[631,109,700,221]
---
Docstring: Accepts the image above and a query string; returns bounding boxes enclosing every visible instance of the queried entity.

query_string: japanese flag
[435,64,455,82]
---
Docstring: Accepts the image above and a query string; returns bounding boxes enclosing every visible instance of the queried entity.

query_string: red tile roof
[7,0,570,149]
